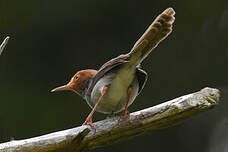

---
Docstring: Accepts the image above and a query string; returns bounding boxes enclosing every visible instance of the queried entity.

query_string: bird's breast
[86,64,139,114]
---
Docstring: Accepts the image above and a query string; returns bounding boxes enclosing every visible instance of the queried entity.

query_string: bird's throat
[77,78,92,99]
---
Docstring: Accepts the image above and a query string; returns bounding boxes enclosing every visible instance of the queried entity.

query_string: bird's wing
[88,54,148,95]
[87,54,130,94]
[128,8,175,65]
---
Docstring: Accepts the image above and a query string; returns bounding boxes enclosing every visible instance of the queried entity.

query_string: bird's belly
[88,67,139,114]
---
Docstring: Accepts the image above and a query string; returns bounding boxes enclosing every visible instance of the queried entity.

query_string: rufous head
[51,69,97,96]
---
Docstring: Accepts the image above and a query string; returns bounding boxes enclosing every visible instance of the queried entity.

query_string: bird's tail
[128,8,175,65]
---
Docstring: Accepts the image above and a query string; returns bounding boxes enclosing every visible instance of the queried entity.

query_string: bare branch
[0,87,220,152]
[0,36,10,56]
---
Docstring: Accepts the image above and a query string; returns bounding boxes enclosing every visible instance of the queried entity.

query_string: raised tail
[128,8,175,65]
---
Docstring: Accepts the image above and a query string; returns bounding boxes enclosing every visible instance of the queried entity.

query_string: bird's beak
[51,84,72,92]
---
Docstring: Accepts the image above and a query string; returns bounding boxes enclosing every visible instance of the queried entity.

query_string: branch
[0,36,10,56]
[0,87,220,152]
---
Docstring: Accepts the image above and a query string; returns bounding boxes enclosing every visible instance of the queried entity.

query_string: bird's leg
[83,86,108,128]
[122,87,133,116]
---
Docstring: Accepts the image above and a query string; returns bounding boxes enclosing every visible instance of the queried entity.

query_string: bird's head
[51,69,97,97]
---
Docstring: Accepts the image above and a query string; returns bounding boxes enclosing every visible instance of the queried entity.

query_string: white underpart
[89,64,139,114]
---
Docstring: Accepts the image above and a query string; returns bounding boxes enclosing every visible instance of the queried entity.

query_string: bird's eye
[75,75,79,80]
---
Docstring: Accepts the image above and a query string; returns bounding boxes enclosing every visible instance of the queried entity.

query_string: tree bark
[0,87,220,152]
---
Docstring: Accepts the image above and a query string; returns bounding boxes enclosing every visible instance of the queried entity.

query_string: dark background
[0,0,228,152]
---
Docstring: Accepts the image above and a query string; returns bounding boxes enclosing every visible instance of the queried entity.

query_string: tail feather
[129,8,175,65]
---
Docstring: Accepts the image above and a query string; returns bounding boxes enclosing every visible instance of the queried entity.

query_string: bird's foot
[83,119,96,132]
[122,110,130,117]
[118,110,130,124]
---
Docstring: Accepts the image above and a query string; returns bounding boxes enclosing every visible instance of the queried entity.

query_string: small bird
[51,8,175,127]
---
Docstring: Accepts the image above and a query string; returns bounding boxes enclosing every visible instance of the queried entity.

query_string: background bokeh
[0,0,228,151]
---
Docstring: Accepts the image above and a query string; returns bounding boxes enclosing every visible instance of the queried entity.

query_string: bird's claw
[83,120,96,132]
[118,110,130,124]
[122,110,130,117]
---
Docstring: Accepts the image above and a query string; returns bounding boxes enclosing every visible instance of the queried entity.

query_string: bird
[51,8,175,127]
